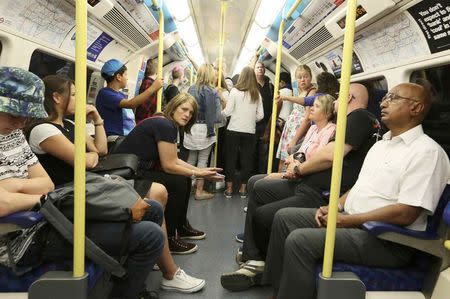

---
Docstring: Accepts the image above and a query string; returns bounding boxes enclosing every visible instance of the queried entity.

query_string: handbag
[90,153,138,179]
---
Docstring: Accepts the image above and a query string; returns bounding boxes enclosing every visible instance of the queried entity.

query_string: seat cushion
[0,260,103,292]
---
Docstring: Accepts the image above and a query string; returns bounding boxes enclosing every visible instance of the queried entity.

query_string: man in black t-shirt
[221,84,379,290]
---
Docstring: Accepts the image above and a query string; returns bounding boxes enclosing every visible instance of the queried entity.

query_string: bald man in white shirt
[262,82,450,299]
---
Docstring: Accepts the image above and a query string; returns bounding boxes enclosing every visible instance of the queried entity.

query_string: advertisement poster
[324,46,363,78]
[408,0,450,53]
[87,32,113,62]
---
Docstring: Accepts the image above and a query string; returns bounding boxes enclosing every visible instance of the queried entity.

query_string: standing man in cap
[96,59,163,138]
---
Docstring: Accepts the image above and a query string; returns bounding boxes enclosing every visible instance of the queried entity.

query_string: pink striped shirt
[299,122,336,160]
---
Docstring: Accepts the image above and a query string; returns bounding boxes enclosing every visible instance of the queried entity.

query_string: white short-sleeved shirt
[0,130,38,180]
[344,125,450,231]
[28,123,63,154]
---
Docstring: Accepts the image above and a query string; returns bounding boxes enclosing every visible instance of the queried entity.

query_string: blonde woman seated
[268,93,336,180]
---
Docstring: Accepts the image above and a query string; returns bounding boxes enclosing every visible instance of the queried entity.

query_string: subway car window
[28,50,93,87]
[359,77,387,122]
[411,65,450,157]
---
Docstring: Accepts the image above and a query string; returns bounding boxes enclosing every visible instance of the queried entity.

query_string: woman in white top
[222,66,264,198]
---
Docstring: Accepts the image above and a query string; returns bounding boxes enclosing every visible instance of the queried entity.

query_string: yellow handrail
[322,0,357,278]
[267,0,303,173]
[73,0,87,277]
[152,0,164,112]
[214,0,227,167]
[189,65,194,86]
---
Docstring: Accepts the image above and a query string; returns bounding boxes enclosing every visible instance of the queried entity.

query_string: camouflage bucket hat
[0,67,48,118]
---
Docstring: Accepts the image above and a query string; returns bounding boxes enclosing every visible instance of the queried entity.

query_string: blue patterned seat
[0,211,105,294]
[316,252,429,291]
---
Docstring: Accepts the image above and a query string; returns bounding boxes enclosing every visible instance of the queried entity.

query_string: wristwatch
[190,170,197,180]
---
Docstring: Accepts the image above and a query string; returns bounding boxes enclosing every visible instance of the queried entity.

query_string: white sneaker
[160,268,205,293]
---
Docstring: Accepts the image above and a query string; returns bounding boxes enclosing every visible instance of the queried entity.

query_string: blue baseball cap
[0,67,48,118]
[101,59,125,76]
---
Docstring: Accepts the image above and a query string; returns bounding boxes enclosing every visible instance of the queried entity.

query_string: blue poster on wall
[87,32,113,62]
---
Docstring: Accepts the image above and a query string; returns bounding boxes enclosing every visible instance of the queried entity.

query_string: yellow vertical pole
[189,65,194,86]
[322,0,357,278]
[214,0,227,167]
[445,240,450,251]
[153,0,164,112]
[267,0,303,173]
[73,0,87,277]
[267,20,284,174]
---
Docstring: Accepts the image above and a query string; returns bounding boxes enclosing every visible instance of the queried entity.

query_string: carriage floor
[146,191,272,298]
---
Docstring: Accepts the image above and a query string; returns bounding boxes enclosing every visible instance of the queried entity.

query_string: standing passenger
[135,58,158,124]
[184,64,222,200]
[254,61,274,173]
[222,66,264,198]
[95,59,163,137]
[276,66,316,170]
[164,65,183,104]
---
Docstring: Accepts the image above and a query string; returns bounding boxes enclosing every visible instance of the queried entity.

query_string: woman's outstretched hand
[197,168,225,181]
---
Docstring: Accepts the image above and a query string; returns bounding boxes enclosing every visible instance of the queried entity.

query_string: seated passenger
[95,59,163,138]
[279,71,340,158]
[264,82,450,299]
[221,84,378,289]
[115,93,223,254]
[26,75,107,186]
[26,75,205,293]
[0,67,165,299]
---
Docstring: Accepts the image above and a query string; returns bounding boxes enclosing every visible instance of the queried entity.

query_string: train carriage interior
[0,0,450,298]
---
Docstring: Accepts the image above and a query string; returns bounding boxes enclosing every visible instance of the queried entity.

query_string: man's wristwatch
[190,170,197,180]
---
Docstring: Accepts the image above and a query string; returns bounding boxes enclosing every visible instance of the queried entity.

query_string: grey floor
[146,192,272,298]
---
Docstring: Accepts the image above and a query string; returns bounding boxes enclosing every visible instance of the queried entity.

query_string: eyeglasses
[381,92,420,104]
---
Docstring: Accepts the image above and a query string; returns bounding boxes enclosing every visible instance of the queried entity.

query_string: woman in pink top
[297,94,336,160]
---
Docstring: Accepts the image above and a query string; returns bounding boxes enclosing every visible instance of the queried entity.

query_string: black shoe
[168,237,198,255]
[177,221,206,240]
